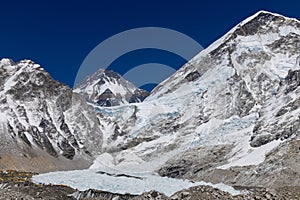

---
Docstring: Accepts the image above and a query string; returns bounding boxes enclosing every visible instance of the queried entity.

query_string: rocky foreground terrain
[0,171,300,200]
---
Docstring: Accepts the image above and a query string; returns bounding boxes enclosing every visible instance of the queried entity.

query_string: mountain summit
[74,69,149,107]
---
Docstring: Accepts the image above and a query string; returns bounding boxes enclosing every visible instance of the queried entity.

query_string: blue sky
[1,0,300,90]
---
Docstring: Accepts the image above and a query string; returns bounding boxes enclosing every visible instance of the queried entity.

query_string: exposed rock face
[0,59,103,172]
[158,145,232,179]
[74,69,149,107]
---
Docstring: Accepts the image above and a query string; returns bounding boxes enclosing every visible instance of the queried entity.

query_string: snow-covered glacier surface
[32,152,241,196]
[32,169,241,197]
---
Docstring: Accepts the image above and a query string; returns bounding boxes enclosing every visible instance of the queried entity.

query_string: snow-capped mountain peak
[74,68,149,107]
[188,10,299,66]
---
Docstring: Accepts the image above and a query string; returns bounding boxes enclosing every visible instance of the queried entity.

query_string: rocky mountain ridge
[0,59,102,172]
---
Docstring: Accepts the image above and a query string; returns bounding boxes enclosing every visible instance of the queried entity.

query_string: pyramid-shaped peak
[241,10,288,25]
[228,10,300,38]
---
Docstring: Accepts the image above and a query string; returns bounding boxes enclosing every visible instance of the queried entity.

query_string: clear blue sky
[1,0,300,90]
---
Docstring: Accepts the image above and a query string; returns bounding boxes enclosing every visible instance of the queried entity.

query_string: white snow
[93,81,128,96]
[89,153,117,170]
[218,139,283,169]
[0,58,12,67]
[0,113,7,123]
[74,68,140,106]
[24,132,34,145]
[0,113,8,136]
